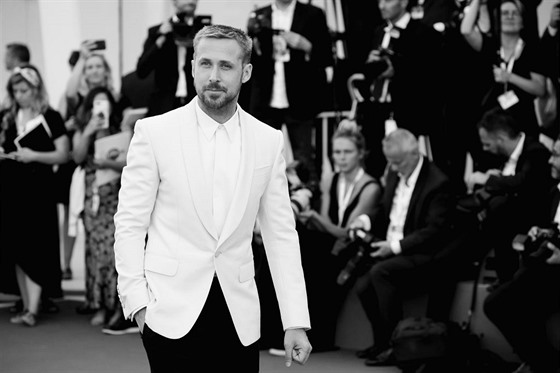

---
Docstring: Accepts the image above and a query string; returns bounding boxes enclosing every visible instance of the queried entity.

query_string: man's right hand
[134,307,147,333]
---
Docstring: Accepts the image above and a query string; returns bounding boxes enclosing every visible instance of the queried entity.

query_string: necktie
[176,45,187,98]
[213,125,232,235]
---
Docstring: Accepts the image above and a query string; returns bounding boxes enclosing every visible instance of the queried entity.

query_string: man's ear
[191,59,195,77]
[242,63,253,84]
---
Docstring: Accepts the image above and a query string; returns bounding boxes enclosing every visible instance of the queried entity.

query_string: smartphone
[90,39,106,51]
[93,99,110,129]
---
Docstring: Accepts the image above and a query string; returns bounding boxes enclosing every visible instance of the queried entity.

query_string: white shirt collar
[508,132,525,163]
[195,98,240,142]
[392,12,411,30]
[272,0,297,15]
[400,155,423,187]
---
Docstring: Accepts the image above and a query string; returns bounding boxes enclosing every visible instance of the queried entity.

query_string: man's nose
[209,66,220,81]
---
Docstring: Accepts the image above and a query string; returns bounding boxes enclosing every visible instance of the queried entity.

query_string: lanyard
[499,38,524,92]
[337,168,364,226]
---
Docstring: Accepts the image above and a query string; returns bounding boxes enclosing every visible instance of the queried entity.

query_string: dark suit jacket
[136,17,208,116]
[248,1,333,120]
[369,158,453,256]
[484,136,552,226]
[364,17,443,135]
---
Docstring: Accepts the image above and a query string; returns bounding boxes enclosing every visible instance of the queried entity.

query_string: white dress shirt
[195,99,241,234]
[502,133,525,176]
[270,1,296,109]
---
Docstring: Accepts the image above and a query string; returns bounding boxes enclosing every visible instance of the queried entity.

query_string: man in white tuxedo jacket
[114,25,311,372]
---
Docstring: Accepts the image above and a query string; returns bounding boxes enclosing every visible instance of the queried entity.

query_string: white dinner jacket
[114,99,310,345]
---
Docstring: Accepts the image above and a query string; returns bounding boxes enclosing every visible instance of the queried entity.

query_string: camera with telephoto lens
[247,11,282,37]
[170,14,211,45]
[512,224,560,265]
[337,228,381,286]
[364,47,395,80]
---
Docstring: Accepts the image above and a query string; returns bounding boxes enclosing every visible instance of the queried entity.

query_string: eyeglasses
[500,10,521,18]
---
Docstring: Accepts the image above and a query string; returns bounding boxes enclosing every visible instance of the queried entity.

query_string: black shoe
[8,300,23,314]
[364,347,395,367]
[40,298,60,314]
[486,279,503,293]
[101,318,140,335]
[355,345,387,359]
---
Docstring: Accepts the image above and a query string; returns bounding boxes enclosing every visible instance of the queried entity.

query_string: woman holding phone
[72,86,135,334]
[0,65,70,326]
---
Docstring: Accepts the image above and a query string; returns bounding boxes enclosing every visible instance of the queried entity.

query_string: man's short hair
[6,43,30,64]
[193,24,252,64]
[477,107,521,138]
[382,128,419,155]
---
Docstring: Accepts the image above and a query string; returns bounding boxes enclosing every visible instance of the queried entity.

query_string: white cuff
[390,240,402,255]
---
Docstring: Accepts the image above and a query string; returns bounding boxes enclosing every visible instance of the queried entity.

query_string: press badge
[498,90,519,110]
[411,5,424,19]
[385,117,398,136]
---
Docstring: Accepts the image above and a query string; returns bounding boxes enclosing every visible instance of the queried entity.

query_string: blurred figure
[136,0,210,116]
[461,0,546,138]
[0,65,70,326]
[465,108,551,288]
[348,129,454,367]
[64,40,117,121]
[295,122,381,352]
[356,0,444,179]
[538,2,560,140]
[484,137,560,373]
[56,49,80,281]
[247,0,333,182]
[72,86,134,334]
[2,43,31,110]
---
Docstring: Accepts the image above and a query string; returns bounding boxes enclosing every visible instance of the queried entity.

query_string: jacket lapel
[217,108,256,247]
[179,101,218,240]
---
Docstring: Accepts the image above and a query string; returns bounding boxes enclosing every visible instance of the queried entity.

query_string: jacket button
[215,250,221,258]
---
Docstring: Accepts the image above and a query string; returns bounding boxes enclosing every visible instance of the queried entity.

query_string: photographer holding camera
[356,0,445,179]
[463,107,551,290]
[483,137,560,373]
[136,0,210,116]
[347,128,456,367]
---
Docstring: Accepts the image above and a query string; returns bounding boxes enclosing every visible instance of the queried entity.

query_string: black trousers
[354,253,434,349]
[484,263,560,373]
[141,278,259,373]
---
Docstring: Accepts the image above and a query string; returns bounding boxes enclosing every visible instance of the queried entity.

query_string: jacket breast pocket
[144,252,179,276]
[252,165,272,190]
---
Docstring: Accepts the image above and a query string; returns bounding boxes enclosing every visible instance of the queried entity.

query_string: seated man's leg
[483,265,560,373]
[355,254,432,350]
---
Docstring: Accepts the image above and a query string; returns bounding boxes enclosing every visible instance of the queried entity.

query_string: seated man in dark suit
[484,137,560,373]
[348,128,455,366]
[465,107,552,289]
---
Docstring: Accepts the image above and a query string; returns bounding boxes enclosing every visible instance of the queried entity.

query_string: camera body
[170,14,211,45]
[512,224,560,265]
[337,228,381,286]
[364,47,395,80]
[247,11,282,37]
[290,187,313,215]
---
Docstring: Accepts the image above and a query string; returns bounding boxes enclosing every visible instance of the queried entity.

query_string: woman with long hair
[0,65,70,326]
[72,86,134,333]
[293,121,382,352]
[461,0,546,137]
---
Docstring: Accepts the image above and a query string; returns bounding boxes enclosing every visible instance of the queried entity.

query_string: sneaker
[10,311,36,327]
[268,348,286,357]
[101,318,139,335]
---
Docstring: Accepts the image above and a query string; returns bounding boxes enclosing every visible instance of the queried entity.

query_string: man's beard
[197,82,238,110]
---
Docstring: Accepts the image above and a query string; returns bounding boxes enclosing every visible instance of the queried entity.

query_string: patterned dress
[81,146,120,311]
